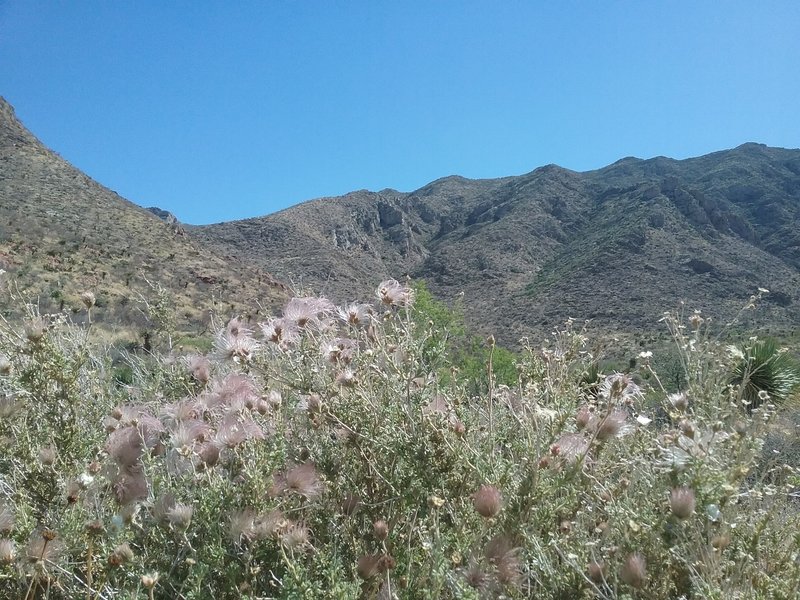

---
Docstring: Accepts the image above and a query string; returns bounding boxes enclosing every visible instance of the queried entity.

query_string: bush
[729,337,800,410]
[0,282,798,598]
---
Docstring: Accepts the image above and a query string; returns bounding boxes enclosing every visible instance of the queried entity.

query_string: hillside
[0,97,287,343]
[195,144,800,344]
[3,93,798,347]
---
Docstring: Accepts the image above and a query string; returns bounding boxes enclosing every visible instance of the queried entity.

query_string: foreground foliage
[0,282,799,599]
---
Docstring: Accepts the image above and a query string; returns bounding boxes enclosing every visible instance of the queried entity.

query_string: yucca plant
[729,337,800,410]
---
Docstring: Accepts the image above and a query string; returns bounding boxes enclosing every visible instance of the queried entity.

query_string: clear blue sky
[1,1,798,225]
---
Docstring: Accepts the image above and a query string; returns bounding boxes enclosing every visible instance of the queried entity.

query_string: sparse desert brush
[0,282,798,599]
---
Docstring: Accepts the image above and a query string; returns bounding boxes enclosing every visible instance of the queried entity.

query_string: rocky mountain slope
[3,94,798,346]
[0,97,287,342]
[195,145,800,344]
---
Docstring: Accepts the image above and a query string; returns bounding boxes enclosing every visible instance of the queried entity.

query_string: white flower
[727,345,745,360]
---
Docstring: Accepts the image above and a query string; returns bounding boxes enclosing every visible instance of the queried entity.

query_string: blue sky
[1,1,798,225]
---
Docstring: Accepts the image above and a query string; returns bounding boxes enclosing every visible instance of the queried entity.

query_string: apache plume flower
[593,408,630,441]
[108,542,134,567]
[26,532,64,564]
[678,419,696,439]
[463,558,488,590]
[161,399,201,425]
[270,462,324,500]
[669,486,696,519]
[576,405,592,430]
[283,296,334,330]
[337,303,371,327]
[113,469,149,505]
[214,327,258,362]
[0,539,16,564]
[167,503,194,530]
[0,505,15,534]
[373,520,389,541]
[80,290,96,309]
[228,509,256,543]
[376,279,414,308]
[215,414,265,449]
[600,373,642,403]
[141,573,159,590]
[668,392,689,412]
[357,553,395,579]
[260,317,300,347]
[0,394,20,418]
[203,374,259,412]
[153,493,176,525]
[107,426,145,467]
[24,319,46,343]
[587,560,607,583]
[484,535,521,587]
[185,355,211,384]
[170,419,211,453]
[551,433,590,464]
[620,553,647,588]
[335,368,357,387]
[253,509,288,541]
[357,554,383,580]
[280,522,311,550]
[38,446,57,466]
[323,337,357,365]
[472,485,503,518]
[195,441,220,469]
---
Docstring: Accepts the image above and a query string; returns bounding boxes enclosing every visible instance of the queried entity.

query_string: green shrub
[0,283,798,599]
[729,337,800,410]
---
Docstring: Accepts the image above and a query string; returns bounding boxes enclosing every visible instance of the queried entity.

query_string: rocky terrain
[195,145,800,344]
[2,94,799,345]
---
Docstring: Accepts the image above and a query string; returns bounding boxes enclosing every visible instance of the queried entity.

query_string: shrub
[0,284,798,598]
[729,337,800,410]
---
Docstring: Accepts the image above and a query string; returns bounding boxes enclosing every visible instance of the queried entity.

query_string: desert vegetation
[0,278,798,599]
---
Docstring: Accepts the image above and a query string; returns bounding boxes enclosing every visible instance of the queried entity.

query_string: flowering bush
[0,281,798,599]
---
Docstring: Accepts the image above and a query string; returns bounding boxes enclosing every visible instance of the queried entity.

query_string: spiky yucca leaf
[730,338,800,410]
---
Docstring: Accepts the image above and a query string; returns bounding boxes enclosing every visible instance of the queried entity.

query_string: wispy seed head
[472,485,502,518]
[0,539,15,564]
[108,543,134,567]
[620,553,647,588]
[669,487,696,519]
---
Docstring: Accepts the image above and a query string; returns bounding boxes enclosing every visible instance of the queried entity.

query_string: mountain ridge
[0,96,287,342]
[2,95,799,345]
[194,142,800,344]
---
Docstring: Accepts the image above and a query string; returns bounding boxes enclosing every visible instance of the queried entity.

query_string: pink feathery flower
[551,433,590,464]
[214,327,258,362]
[376,279,414,308]
[484,535,521,587]
[260,317,301,347]
[600,373,642,403]
[106,426,145,468]
[112,469,149,505]
[270,462,324,500]
[185,355,211,384]
[203,374,259,412]
[337,303,372,327]
[592,408,631,441]
[283,297,335,330]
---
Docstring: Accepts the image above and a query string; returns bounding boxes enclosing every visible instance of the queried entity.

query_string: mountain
[3,94,798,347]
[0,97,287,342]
[195,145,800,344]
